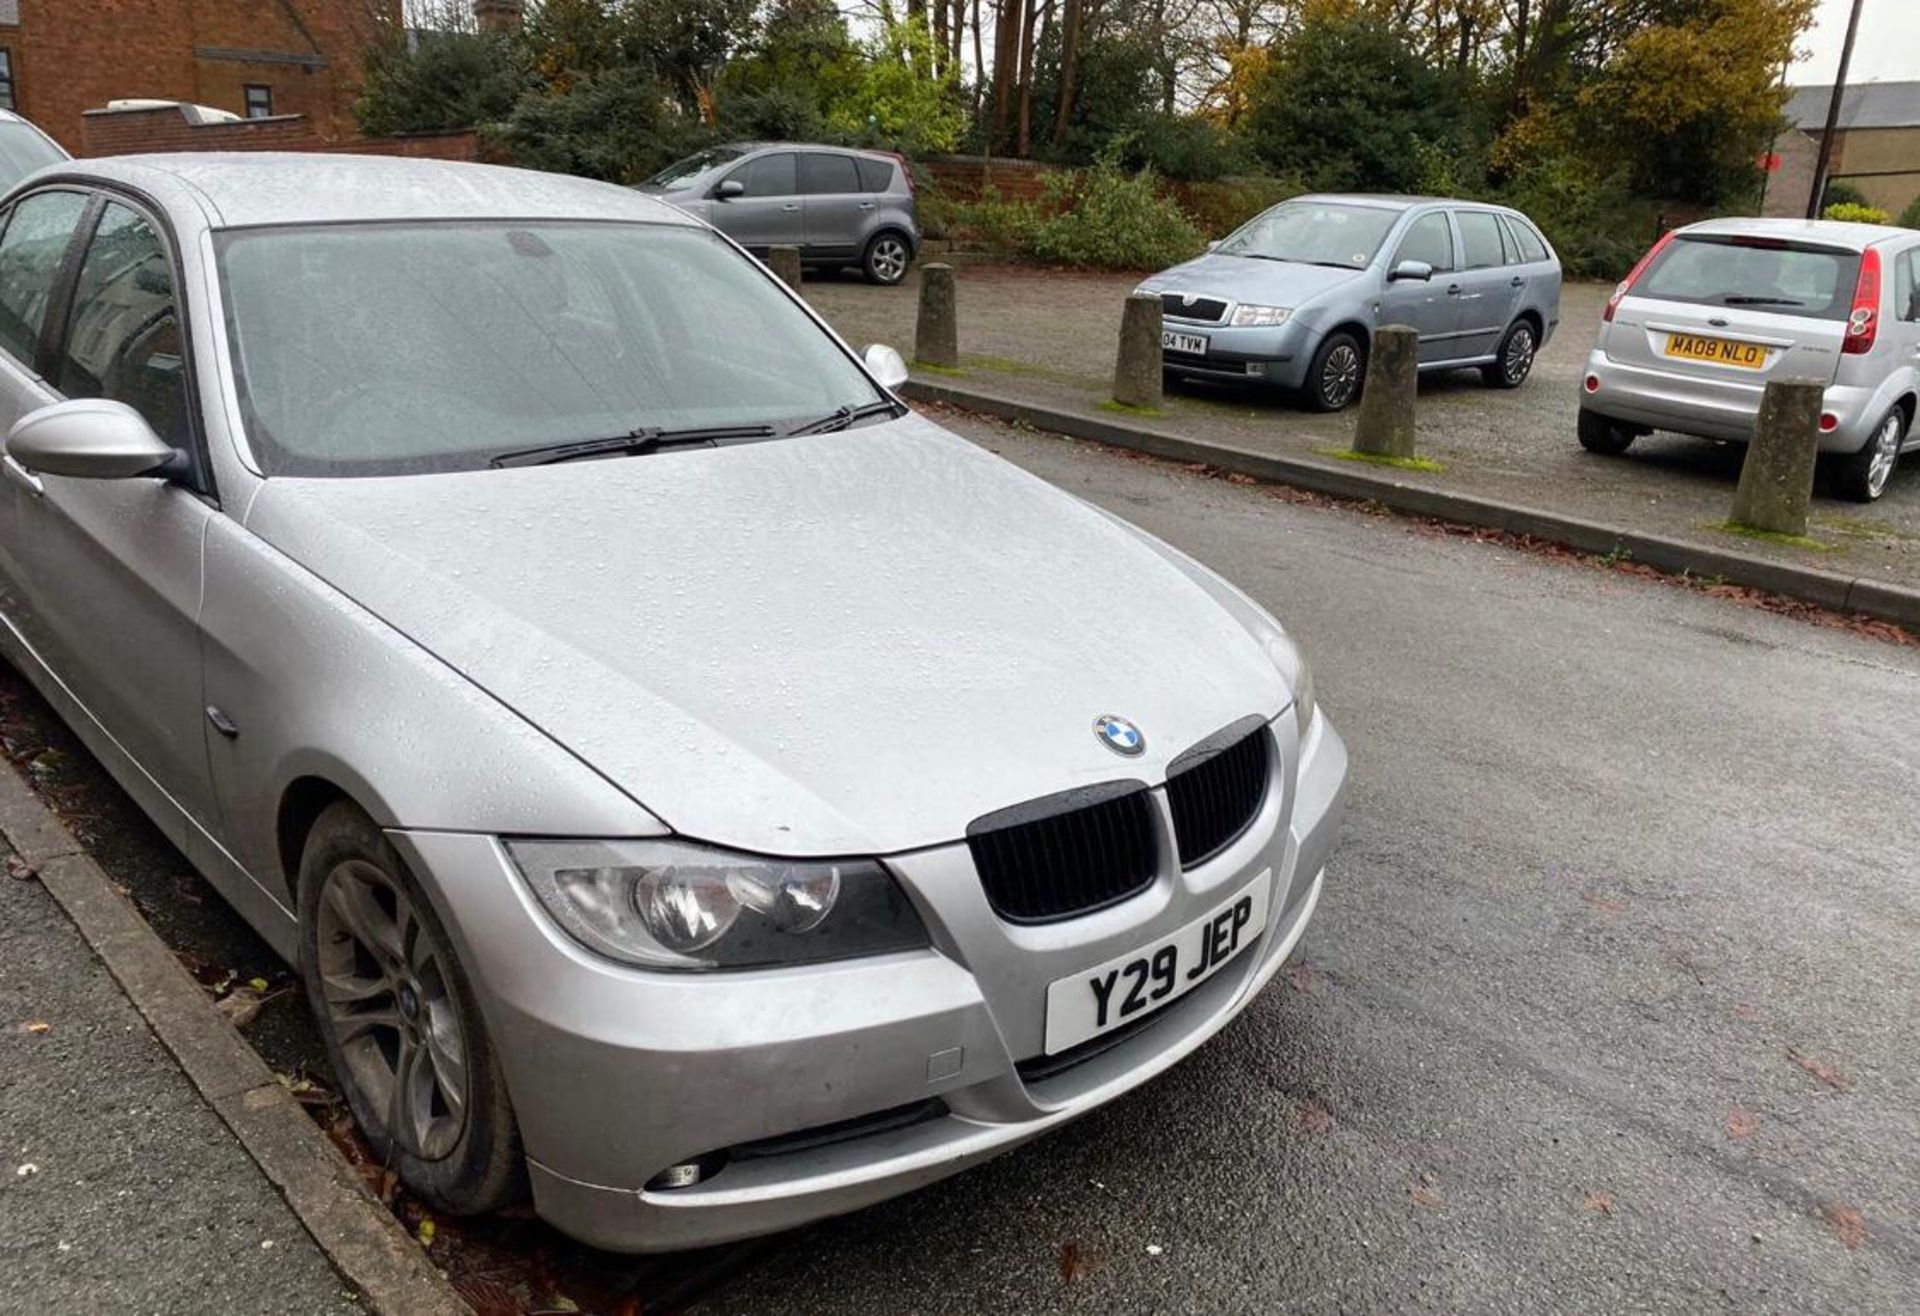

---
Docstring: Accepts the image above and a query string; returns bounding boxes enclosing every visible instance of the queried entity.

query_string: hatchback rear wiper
[1722,295,1805,307]
[785,399,902,437]
[489,423,776,468]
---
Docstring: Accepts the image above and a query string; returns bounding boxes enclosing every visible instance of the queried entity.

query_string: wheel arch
[275,774,357,893]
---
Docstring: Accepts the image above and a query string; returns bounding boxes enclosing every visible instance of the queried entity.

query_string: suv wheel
[1835,406,1908,503]
[1577,409,1636,455]
[1483,320,1536,388]
[1304,331,1365,412]
[863,232,911,286]
[297,801,525,1215]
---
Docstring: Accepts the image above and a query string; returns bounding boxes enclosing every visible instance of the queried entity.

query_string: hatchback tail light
[1842,247,1882,356]
[1604,230,1676,323]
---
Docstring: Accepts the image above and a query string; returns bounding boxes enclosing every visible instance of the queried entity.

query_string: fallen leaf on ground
[1726,1109,1761,1139]
[1411,1184,1443,1209]
[15,1163,37,1178]
[6,856,36,882]
[1283,963,1315,993]
[216,986,267,1028]
[417,1217,436,1249]
[20,1020,49,1034]
[1580,891,1627,916]
[1826,1204,1867,1250]
[1058,1240,1094,1284]
[1582,1190,1613,1215]
[247,977,270,993]
[1298,1102,1335,1134]
[1786,1048,1853,1092]
[1732,1003,1761,1022]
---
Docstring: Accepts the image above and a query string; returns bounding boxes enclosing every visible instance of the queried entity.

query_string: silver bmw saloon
[0,154,1347,1252]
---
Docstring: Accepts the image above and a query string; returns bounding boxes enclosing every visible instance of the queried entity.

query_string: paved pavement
[2,411,1917,1313]
[0,835,362,1313]
[805,266,1920,590]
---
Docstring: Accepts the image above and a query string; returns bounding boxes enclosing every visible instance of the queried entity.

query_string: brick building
[0,0,401,155]
[1764,81,1920,220]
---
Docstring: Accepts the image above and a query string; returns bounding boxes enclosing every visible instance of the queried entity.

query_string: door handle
[1,454,41,496]
[1510,276,1526,287]
[1446,284,1462,296]
[858,202,876,211]
[781,203,800,212]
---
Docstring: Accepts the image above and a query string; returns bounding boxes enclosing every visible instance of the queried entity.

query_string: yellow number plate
[1664,333,1767,369]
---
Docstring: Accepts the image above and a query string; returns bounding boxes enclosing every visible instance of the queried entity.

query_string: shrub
[1498,152,1662,280]
[489,64,707,184]
[1026,161,1205,270]
[1823,201,1889,225]
[355,29,535,136]
[1820,179,1870,210]
[1176,176,1298,239]
[1899,194,1920,230]
[1113,114,1252,183]
[926,187,1041,253]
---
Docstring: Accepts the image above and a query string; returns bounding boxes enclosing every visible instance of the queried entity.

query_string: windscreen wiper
[1723,295,1806,307]
[489,423,775,468]
[785,399,902,437]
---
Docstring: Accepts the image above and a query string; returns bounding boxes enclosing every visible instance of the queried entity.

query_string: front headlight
[1231,303,1291,327]
[1265,633,1316,738]
[506,838,928,971]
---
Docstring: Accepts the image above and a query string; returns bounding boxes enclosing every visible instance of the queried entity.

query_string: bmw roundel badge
[1093,714,1145,757]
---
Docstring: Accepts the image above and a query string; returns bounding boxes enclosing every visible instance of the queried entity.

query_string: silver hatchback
[1580,217,1920,501]
[642,142,921,285]
[1136,194,1564,411]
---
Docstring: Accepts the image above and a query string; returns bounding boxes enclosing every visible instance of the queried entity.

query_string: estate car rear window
[216,220,884,477]
[1636,235,1861,321]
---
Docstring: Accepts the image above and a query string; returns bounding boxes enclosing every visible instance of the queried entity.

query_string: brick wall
[79,104,483,162]
[923,155,1057,202]
[1,0,400,153]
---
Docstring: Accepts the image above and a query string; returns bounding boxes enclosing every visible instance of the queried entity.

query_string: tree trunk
[1015,0,1038,157]
[971,0,986,116]
[1050,0,1082,150]
[990,0,1022,151]
[933,0,948,76]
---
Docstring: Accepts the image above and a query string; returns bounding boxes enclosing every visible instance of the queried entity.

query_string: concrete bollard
[767,245,803,293]
[915,263,959,368]
[1350,325,1418,459]
[1113,293,1163,409]
[1731,378,1824,536]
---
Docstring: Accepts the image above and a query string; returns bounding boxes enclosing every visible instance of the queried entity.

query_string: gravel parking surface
[806,266,1920,590]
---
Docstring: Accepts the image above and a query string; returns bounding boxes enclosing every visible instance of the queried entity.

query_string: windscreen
[645,148,743,189]
[0,121,68,193]
[217,221,883,477]
[1636,235,1861,321]
[1217,201,1401,269]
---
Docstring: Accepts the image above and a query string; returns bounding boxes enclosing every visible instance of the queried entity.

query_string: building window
[244,85,272,119]
[0,51,15,112]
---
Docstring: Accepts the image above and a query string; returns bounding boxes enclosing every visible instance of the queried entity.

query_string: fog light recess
[646,1153,728,1191]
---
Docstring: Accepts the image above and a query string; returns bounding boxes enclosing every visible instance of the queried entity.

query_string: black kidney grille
[1165,721,1271,869]
[967,782,1157,924]
[1161,292,1229,324]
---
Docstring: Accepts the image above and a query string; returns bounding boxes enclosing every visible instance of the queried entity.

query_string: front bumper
[391,710,1347,1253]
[1161,318,1319,390]
[1582,348,1875,452]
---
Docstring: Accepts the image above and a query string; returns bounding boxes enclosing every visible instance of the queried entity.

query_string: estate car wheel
[1834,406,1908,503]
[1577,409,1637,456]
[862,231,911,286]
[297,801,525,1215]
[1483,320,1537,389]
[1304,331,1365,413]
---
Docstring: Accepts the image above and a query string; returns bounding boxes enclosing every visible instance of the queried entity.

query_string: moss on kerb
[912,361,968,377]
[1099,399,1166,419]
[1711,521,1839,553]
[1324,448,1444,474]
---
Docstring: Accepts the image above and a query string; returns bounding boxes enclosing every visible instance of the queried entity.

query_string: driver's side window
[56,201,191,450]
[1394,211,1454,273]
[723,152,797,199]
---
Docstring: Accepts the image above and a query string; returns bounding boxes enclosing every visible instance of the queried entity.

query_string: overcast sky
[1791,0,1920,86]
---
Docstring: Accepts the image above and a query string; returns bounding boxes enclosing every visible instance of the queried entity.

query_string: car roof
[1294,193,1522,214]
[33,153,698,231]
[725,141,895,162]
[1675,215,1915,251]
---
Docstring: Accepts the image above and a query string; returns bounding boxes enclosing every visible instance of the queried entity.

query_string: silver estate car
[1136,194,1564,411]
[642,142,921,285]
[0,154,1346,1252]
[1579,217,1920,501]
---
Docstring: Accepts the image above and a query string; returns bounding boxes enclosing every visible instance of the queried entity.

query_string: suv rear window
[1636,235,1860,321]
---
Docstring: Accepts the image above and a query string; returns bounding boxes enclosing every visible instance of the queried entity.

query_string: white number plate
[1042,871,1270,1055]
[1162,330,1208,356]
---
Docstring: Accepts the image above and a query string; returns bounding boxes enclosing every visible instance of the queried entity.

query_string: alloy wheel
[315,858,469,1161]
[870,236,908,284]
[1321,343,1361,409]
[1504,326,1536,384]
[1867,411,1903,498]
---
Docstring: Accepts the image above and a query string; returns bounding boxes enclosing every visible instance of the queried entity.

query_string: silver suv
[642,143,920,285]
[1580,217,1920,501]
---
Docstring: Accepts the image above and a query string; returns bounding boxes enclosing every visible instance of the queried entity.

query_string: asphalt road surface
[6,411,1918,1313]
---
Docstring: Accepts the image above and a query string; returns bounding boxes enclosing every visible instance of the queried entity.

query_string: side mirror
[714,179,745,201]
[863,343,909,390]
[6,399,181,481]
[1389,259,1435,283]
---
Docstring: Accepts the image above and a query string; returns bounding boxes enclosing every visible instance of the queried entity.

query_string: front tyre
[1483,319,1537,388]
[297,801,525,1216]
[1304,331,1365,412]
[862,231,912,286]
[1834,406,1907,503]
[1577,409,1637,455]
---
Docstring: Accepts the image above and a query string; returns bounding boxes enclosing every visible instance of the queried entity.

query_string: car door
[798,151,867,260]
[708,151,803,251]
[0,192,222,842]
[1450,209,1525,358]
[1378,209,1464,364]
